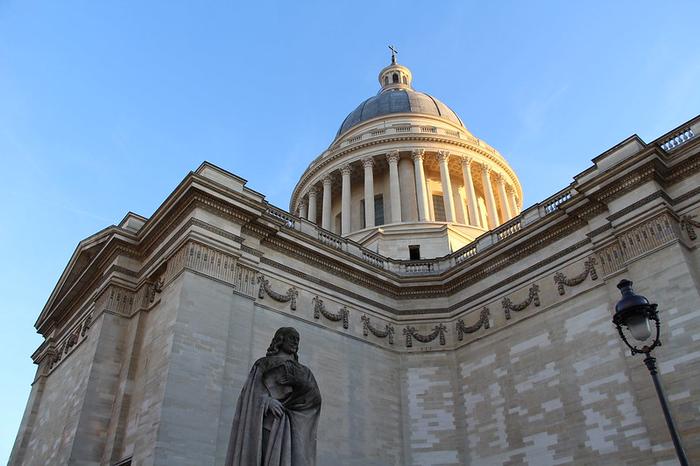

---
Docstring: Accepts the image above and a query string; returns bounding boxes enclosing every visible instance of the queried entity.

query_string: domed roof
[336,88,465,138]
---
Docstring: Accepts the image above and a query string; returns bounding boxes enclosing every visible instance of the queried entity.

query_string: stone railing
[402,260,437,274]
[264,181,581,277]
[454,243,477,264]
[542,189,573,215]
[266,206,296,228]
[337,123,470,147]
[361,250,386,268]
[660,128,695,152]
[317,230,345,251]
[494,217,522,241]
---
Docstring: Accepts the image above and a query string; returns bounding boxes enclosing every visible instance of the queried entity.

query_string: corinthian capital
[340,164,352,177]
[412,148,425,161]
[386,150,400,164]
[307,186,317,196]
[478,162,492,175]
[461,156,473,168]
[437,150,450,163]
[362,157,374,169]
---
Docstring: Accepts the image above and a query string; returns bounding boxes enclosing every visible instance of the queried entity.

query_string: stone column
[437,150,456,222]
[398,156,417,222]
[362,158,375,228]
[298,199,308,220]
[480,164,499,229]
[322,175,332,230]
[496,173,513,221]
[412,149,430,221]
[386,150,402,224]
[507,186,519,216]
[340,164,352,235]
[461,156,480,227]
[307,187,317,224]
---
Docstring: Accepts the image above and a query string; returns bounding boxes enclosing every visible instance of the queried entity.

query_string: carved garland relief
[312,296,349,329]
[553,257,598,296]
[361,315,394,344]
[258,275,298,310]
[254,253,605,349]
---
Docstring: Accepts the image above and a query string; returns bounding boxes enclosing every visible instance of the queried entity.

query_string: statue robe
[225,355,322,466]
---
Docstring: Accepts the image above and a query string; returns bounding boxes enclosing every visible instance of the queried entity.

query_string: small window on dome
[402,76,407,84]
[384,76,389,85]
[392,73,398,84]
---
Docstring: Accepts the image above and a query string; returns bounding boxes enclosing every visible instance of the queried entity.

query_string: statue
[225,327,322,466]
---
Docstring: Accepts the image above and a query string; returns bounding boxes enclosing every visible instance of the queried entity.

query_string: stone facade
[9,87,700,465]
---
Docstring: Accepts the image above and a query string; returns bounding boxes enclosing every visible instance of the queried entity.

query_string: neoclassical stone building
[9,58,700,466]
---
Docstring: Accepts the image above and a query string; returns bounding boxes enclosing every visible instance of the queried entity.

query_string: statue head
[266,327,300,361]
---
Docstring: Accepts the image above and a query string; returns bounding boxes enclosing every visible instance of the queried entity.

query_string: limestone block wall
[13,326,99,465]
[116,269,405,466]
[122,275,185,466]
[398,237,700,465]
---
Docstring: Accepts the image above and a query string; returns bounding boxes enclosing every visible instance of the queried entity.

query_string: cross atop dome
[378,48,412,93]
[389,44,398,64]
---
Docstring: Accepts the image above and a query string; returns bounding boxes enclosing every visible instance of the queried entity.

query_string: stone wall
[10,126,700,465]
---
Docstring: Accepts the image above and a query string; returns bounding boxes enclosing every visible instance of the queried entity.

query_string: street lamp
[613,279,688,466]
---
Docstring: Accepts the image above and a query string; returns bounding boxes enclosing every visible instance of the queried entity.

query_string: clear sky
[1,0,698,461]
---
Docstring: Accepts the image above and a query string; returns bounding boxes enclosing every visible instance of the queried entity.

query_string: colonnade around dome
[293,147,521,258]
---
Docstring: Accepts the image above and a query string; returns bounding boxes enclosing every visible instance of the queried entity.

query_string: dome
[336,89,465,138]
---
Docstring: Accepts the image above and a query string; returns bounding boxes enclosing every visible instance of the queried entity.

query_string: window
[402,76,407,84]
[432,194,446,222]
[384,76,389,85]
[409,245,421,260]
[335,212,342,234]
[374,194,384,226]
[392,73,399,83]
[360,200,366,229]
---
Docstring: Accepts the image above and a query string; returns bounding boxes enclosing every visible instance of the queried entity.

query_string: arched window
[392,73,399,83]
[402,76,407,84]
[384,76,389,85]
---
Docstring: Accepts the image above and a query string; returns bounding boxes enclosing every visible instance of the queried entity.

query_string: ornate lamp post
[613,279,688,466]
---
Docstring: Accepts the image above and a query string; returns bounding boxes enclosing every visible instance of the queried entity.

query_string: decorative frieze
[95,286,135,316]
[597,213,680,276]
[233,263,257,297]
[185,242,239,283]
[312,296,349,329]
[502,284,540,320]
[597,241,626,276]
[618,213,677,258]
[165,241,256,297]
[456,307,490,340]
[48,311,93,372]
[257,275,298,310]
[403,324,447,348]
[361,315,394,344]
[553,257,598,295]
[680,214,699,241]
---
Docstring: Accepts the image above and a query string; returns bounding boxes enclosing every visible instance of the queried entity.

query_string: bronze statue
[225,327,322,466]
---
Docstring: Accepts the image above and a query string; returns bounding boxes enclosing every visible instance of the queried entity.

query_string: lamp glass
[627,314,652,341]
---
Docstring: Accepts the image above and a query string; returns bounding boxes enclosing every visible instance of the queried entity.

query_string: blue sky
[1,0,699,461]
